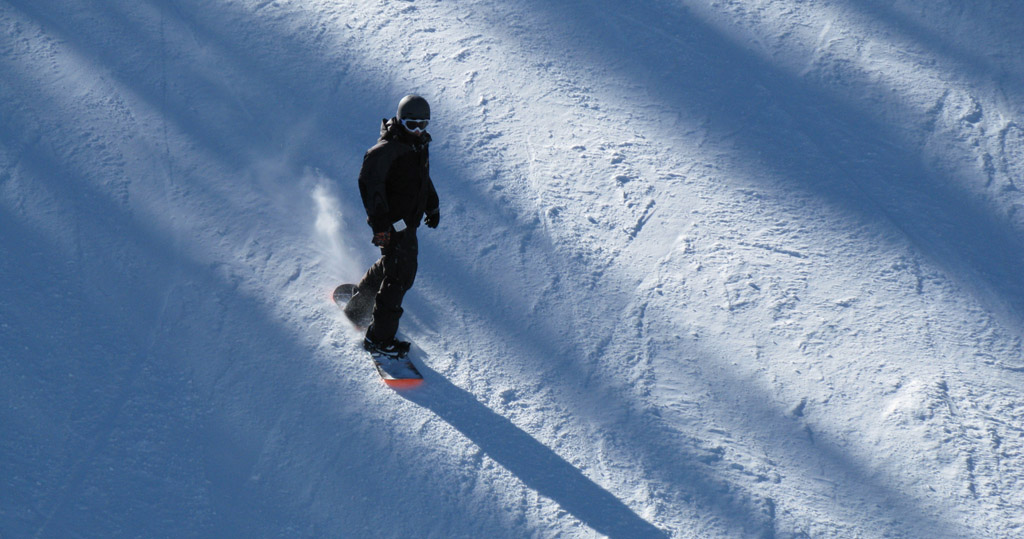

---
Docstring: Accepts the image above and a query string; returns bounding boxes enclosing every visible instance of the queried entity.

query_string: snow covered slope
[2,0,1023,537]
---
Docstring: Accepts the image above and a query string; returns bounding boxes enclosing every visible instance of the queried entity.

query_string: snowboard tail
[332,283,358,304]
[333,284,363,326]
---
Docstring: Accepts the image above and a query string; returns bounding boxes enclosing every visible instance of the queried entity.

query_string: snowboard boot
[363,336,411,359]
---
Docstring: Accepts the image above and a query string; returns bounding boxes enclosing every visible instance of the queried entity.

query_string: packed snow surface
[3,0,1024,537]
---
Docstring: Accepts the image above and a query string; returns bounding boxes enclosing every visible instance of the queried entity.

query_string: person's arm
[358,144,394,234]
[424,176,439,228]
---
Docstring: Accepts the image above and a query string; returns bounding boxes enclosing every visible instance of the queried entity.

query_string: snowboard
[333,284,423,388]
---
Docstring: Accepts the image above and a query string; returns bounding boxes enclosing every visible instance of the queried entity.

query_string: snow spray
[311,176,359,283]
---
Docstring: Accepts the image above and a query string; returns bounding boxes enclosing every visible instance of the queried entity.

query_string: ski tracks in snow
[5,0,1024,537]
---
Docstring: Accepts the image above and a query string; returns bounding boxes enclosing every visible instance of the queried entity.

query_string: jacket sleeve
[358,143,394,233]
[425,175,439,215]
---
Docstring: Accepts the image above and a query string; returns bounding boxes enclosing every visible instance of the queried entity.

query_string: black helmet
[397,95,430,120]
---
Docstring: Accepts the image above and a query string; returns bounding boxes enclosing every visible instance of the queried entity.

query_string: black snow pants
[359,227,418,342]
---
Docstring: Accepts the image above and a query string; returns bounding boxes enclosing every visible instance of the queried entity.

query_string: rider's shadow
[396,361,666,538]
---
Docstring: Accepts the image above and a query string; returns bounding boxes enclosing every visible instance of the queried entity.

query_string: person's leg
[366,229,418,342]
[343,257,386,326]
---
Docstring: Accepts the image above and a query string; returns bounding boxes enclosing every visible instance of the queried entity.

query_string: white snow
[2,0,1023,537]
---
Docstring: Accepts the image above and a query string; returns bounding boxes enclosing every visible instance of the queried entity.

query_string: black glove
[372,231,391,247]
[424,209,440,229]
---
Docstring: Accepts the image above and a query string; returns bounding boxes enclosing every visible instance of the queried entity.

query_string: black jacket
[358,117,439,234]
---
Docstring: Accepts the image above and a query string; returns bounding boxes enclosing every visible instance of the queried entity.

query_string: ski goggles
[400,118,429,133]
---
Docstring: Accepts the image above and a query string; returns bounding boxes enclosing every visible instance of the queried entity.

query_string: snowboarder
[344,95,440,357]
